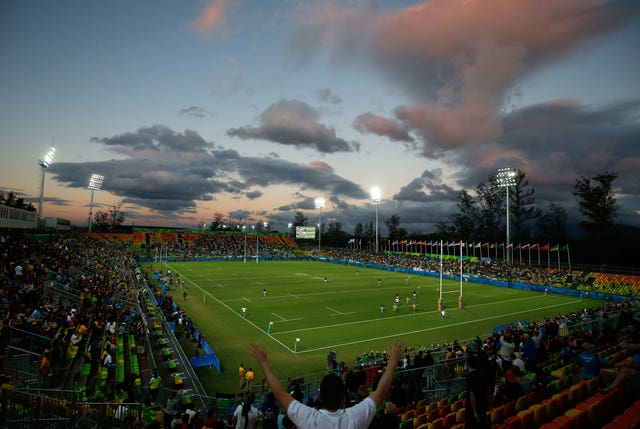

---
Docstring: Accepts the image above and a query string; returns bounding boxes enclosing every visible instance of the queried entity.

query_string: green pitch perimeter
[145,260,601,395]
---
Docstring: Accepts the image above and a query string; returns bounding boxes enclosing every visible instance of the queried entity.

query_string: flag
[347,238,355,244]
[497,243,505,249]
[539,244,549,251]
[482,242,490,248]
[531,244,539,249]
[475,242,481,248]
[392,240,398,246]
[507,243,513,249]
[550,244,559,252]
[490,243,496,249]
[522,244,530,249]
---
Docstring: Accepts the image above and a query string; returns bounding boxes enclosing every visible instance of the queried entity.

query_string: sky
[1,0,639,235]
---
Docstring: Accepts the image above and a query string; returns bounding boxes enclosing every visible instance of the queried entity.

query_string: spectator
[576,342,607,380]
[231,392,259,429]
[250,340,403,429]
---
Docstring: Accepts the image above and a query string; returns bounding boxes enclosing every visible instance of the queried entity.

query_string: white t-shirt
[233,404,259,429]
[287,397,377,429]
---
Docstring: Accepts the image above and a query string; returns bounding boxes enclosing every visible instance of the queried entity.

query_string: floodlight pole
[38,144,56,225]
[496,168,517,264]
[38,164,46,223]
[88,173,104,233]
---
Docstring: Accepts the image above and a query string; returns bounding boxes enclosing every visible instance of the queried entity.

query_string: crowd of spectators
[2,229,639,428]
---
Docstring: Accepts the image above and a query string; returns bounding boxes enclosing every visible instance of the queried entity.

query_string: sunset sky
[1,0,639,235]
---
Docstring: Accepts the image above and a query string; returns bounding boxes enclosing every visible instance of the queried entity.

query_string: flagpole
[567,244,572,272]
[439,240,443,311]
[557,244,561,269]
[547,244,550,269]
[459,241,463,309]
[519,245,522,265]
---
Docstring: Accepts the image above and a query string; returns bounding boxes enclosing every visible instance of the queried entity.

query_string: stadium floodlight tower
[87,173,104,233]
[496,167,517,264]
[38,144,56,224]
[370,186,382,253]
[314,197,325,253]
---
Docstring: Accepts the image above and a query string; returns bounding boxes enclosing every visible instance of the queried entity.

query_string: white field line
[273,294,538,335]
[166,264,294,353]
[286,300,581,354]
[326,306,343,315]
[272,318,303,324]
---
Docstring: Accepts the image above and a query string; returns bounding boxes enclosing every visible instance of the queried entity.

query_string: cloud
[289,0,639,154]
[190,0,232,35]
[354,112,414,143]
[316,88,342,105]
[454,98,640,217]
[47,125,368,215]
[245,190,262,200]
[179,106,209,118]
[227,99,359,153]
[90,124,212,153]
[393,169,458,202]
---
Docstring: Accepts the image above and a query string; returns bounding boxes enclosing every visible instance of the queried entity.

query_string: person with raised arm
[249,340,404,429]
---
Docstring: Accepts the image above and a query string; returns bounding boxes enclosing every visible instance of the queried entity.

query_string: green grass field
[145,260,602,395]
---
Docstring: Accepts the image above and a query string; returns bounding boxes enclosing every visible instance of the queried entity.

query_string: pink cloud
[308,161,334,173]
[394,100,501,155]
[190,0,232,34]
[353,112,414,142]
[293,0,635,155]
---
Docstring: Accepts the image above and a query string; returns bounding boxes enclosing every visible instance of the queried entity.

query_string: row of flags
[387,240,567,251]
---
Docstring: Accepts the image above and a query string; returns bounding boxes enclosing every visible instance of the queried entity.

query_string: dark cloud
[227,99,358,153]
[179,106,209,118]
[393,169,458,202]
[47,125,368,215]
[91,124,212,153]
[353,112,414,143]
[228,210,253,222]
[448,98,640,223]
[316,88,342,105]
[24,196,73,207]
[245,190,262,200]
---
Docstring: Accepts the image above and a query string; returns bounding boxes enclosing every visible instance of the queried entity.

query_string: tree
[293,211,307,226]
[363,221,374,249]
[453,189,478,241]
[354,222,364,239]
[93,203,126,230]
[476,176,504,242]
[385,215,400,240]
[536,203,568,242]
[210,212,225,230]
[0,191,36,211]
[325,222,347,246]
[510,170,538,241]
[572,172,618,237]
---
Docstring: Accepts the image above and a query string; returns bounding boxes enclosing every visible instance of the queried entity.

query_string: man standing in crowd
[249,340,404,429]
